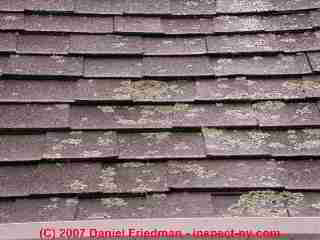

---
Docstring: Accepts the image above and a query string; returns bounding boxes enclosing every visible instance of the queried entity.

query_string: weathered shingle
[288,193,320,217]
[266,13,313,32]
[0,0,24,12]
[44,131,118,159]
[0,104,69,129]
[278,31,320,53]
[213,15,265,33]
[74,0,126,14]
[143,56,214,77]
[84,57,142,78]
[0,33,17,53]
[119,131,206,159]
[273,0,320,12]
[24,0,74,12]
[0,56,9,76]
[0,134,45,162]
[302,75,320,98]
[170,0,216,15]
[71,105,173,129]
[126,0,170,15]
[307,52,320,72]
[70,35,143,55]
[115,16,163,34]
[162,17,213,34]
[17,34,70,54]
[6,55,83,77]
[0,80,75,102]
[144,37,206,55]
[0,13,24,30]
[211,54,311,76]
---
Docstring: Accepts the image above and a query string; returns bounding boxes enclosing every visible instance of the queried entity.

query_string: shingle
[126,0,170,15]
[203,128,270,157]
[70,35,143,55]
[74,0,126,14]
[0,134,45,162]
[31,162,102,194]
[131,80,195,102]
[17,34,70,54]
[0,13,24,30]
[76,79,132,101]
[173,103,257,127]
[4,198,78,223]
[0,56,8,76]
[71,105,173,129]
[0,0,24,12]
[307,52,320,72]
[0,80,75,102]
[143,37,206,55]
[0,104,69,130]
[0,32,17,53]
[211,194,240,217]
[84,57,142,78]
[6,55,83,77]
[168,159,284,189]
[143,56,213,77]
[207,33,280,54]
[98,162,168,193]
[273,0,320,12]
[77,196,149,219]
[312,10,320,27]
[147,193,214,218]
[283,160,320,190]
[278,32,320,53]
[170,0,216,15]
[302,75,320,98]
[162,17,213,34]
[115,16,163,34]
[288,193,320,217]
[213,15,265,33]
[211,54,311,76]
[265,13,313,32]
[216,0,274,13]
[44,131,117,159]
[196,77,305,101]
[0,165,34,197]
[119,131,206,159]
[0,200,16,223]
[25,14,114,33]
[253,101,320,127]
[24,0,74,12]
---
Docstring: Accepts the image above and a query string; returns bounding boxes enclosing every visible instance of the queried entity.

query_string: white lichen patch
[97,133,113,146]
[224,108,253,120]
[253,101,286,112]
[81,150,102,158]
[97,106,114,113]
[61,138,82,145]
[169,162,217,178]
[99,167,118,192]
[132,80,169,100]
[174,142,191,150]
[69,180,88,191]
[121,162,145,168]
[204,128,224,138]
[101,198,128,208]
[65,198,79,207]
[311,202,320,209]
[141,132,171,144]
[151,194,167,200]
[295,105,313,115]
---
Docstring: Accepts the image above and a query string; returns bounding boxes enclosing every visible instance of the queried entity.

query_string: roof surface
[1,0,320,224]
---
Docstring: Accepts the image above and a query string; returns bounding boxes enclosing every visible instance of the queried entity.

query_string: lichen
[97,106,114,113]
[169,162,217,178]
[252,101,286,112]
[69,180,88,191]
[99,167,118,192]
[101,198,128,208]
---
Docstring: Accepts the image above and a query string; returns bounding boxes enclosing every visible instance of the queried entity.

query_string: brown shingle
[126,0,170,15]
[74,0,126,14]
[6,55,83,77]
[24,0,74,12]
[162,17,213,34]
[119,131,206,159]
[0,134,45,162]
[0,13,24,30]
[84,57,142,78]
[44,131,118,159]
[0,32,17,53]
[170,0,216,15]
[17,34,70,54]
[115,16,163,34]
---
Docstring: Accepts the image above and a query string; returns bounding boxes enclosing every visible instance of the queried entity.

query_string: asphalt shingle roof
[1,0,320,223]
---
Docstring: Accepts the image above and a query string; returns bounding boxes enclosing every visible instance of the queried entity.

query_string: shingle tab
[173,103,257,127]
[302,75,320,98]
[0,104,69,129]
[0,134,45,162]
[162,17,213,34]
[84,57,142,78]
[211,54,311,76]
[25,14,114,33]
[24,0,74,12]
[207,34,279,54]
[119,131,206,159]
[253,101,320,127]
[307,52,320,72]
[126,0,170,14]
[288,193,320,217]
[170,0,216,15]
[45,131,117,159]
[213,15,265,33]
[0,56,8,76]
[70,35,143,55]
[0,0,24,12]
[196,77,305,101]
[0,33,17,53]
[278,32,320,53]
[71,105,173,129]
[168,159,284,189]
[76,79,132,101]
[131,80,195,102]
[115,16,163,34]
[74,0,126,14]
[17,34,70,54]
[143,56,214,77]
[98,162,168,193]
[0,80,75,102]
[31,162,102,194]
[144,37,206,55]
[216,0,273,13]
[273,0,320,12]
[6,55,83,77]
[265,13,313,32]
[0,13,24,30]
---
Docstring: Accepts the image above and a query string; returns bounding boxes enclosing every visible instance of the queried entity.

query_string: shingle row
[2,128,320,162]
[2,11,320,34]
[1,158,320,198]
[2,0,318,15]
[1,53,319,77]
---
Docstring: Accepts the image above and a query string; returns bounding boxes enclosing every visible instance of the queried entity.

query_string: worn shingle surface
[1,0,320,223]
